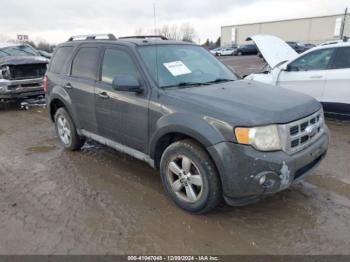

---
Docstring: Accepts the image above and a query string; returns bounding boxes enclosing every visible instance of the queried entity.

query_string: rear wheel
[238,51,243,56]
[54,107,85,151]
[160,139,222,213]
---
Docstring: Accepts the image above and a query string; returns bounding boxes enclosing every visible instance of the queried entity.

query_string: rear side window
[50,46,74,74]
[101,49,140,84]
[71,47,99,80]
[332,47,350,69]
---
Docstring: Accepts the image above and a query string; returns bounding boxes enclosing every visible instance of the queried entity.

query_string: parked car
[246,34,350,119]
[46,34,329,213]
[286,41,310,53]
[304,43,316,50]
[0,43,48,107]
[37,50,52,59]
[217,48,235,56]
[234,44,258,56]
[210,47,223,56]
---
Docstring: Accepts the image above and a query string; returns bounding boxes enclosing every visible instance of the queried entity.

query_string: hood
[247,34,298,68]
[0,55,49,66]
[167,80,321,126]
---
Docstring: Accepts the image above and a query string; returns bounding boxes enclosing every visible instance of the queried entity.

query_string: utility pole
[153,3,157,35]
[340,8,348,40]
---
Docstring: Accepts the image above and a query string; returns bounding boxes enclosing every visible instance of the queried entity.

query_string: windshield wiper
[162,82,208,89]
[204,78,235,84]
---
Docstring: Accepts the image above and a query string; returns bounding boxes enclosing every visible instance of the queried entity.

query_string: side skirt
[78,129,155,169]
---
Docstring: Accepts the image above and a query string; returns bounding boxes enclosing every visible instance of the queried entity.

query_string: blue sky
[0,0,348,44]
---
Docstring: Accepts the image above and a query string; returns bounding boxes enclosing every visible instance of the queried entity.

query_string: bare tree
[134,22,196,42]
[179,23,196,42]
[0,34,10,43]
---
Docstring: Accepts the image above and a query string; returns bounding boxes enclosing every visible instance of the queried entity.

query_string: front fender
[149,112,230,159]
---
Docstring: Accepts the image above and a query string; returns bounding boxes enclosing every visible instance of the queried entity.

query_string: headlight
[235,125,282,151]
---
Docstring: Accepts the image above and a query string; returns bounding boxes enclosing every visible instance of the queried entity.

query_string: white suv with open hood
[245,35,350,119]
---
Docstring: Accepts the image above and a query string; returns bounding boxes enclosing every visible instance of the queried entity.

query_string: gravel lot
[0,56,350,255]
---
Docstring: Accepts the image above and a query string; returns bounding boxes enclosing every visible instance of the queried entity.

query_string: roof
[314,41,350,50]
[60,34,195,48]
[61,38,193,47]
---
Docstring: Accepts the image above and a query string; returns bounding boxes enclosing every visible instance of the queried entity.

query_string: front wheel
[54,107,85,151]
[160,139,222,213]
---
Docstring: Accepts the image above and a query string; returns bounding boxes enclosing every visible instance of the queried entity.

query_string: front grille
[279,109,325,154]
[8,64,46,80]
[7,82,42,91]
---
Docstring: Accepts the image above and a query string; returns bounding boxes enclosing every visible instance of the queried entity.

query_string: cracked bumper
[207,130,329,206]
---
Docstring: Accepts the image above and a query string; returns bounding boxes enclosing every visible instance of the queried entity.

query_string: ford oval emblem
[305,125,317,137]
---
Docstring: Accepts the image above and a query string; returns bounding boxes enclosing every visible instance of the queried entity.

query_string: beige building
[221,13,350,47]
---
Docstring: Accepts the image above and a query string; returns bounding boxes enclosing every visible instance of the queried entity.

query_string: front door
[277,48,335,102]
[323,46,350,116]
[95,46,149,153]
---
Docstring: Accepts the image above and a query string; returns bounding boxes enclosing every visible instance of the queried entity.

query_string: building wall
[221,14,350,47]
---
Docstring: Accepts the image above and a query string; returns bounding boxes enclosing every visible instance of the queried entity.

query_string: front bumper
[207,129,329,206]
[0,78,44,101]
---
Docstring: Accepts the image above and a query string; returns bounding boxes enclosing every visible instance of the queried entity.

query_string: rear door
[323,46,350,116]
[63,45,101,133]
[95,46,149,153]
[277,48,335,101]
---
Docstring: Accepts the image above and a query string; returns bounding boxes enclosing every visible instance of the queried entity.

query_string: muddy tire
[160,139,222,214]
[54,107,85,151]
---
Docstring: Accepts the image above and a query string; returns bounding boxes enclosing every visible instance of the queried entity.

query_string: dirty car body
[245,35,350,119]
[46,34,329,213]
[0,43,48,102]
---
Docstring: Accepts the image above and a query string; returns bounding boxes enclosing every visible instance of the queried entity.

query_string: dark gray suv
[45,34,330,213]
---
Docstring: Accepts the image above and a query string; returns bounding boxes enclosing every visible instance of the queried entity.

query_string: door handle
[97,92,110,99]
[310,75,323,79]
[64,83,73,89]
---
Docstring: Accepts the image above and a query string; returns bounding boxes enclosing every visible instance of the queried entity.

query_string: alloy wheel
[57,115,72,145]
[166,155,204,203]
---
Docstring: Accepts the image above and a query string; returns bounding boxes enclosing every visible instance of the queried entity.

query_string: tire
[160,139,222,213]
[54,107,85,151]
[238,51,243,56]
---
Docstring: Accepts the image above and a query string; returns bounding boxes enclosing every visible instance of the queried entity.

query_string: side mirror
[112,75,143,93]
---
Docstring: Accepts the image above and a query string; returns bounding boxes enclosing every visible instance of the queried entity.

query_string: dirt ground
[0,56,350,255]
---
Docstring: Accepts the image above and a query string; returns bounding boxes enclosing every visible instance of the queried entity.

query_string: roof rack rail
[68,34,117,41]
[119,35,168,40]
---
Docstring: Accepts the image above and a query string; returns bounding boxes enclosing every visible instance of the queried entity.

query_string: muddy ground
[0,56,350,255]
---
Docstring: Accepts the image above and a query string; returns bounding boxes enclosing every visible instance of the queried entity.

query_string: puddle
[26,145,57,154]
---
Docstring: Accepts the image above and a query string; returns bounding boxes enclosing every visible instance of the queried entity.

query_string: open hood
[247,34,298,68]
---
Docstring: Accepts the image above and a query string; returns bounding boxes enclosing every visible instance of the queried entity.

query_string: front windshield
[138,44,238,88]
[0,45,38,58]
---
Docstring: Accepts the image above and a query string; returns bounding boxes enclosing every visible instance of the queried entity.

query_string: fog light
[259,175,266,185]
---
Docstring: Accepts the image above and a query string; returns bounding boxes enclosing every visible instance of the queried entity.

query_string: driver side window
[288,48,334,72]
